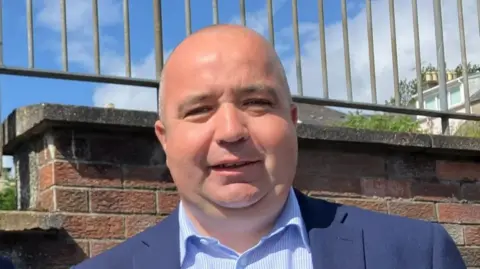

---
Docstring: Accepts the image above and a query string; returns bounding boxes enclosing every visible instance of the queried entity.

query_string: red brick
[411,182,460,202]
[123,165,175,190]
[437,160,480,181]
[296,150,386,179]
[125,215,163,237]
[459,247,480,267]
[63,215,124,239]
[388,201,436,221]
[295,176,361,197]
[438,203,480,224]
[465,226,480,245]
[39,163,54,190]
[157,191,180,214]
[91,190,156,214]
[55,188,88,212]
[90,240,123,257]
[36,188,54,211]
[37,147,53,166]
[443,224,464,245]
[335,198,388,213]
[54,162,122,187]
[361,178,411,198]
[462,183,480,201]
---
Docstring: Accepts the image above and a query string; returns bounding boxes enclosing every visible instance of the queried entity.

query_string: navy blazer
[0,256,15,269]
[72,189,467,269]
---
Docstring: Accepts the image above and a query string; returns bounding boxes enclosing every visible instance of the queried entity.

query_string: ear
[154,120,167,152]
[290,103,298,125]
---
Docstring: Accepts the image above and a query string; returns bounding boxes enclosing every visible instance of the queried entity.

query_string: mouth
[210,160,261,170]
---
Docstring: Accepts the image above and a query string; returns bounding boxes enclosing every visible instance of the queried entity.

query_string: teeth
[218,161,248,168]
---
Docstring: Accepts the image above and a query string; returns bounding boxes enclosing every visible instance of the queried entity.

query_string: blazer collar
[132,207,181,269]
[294,189,366,269]
[133,189,366,269]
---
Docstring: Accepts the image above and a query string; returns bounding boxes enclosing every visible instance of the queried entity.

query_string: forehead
[163,45,284,99]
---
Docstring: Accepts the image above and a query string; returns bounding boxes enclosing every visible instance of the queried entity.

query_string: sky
[2,0,480,169]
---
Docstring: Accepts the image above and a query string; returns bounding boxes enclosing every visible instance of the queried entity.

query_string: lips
[211,160,260,169]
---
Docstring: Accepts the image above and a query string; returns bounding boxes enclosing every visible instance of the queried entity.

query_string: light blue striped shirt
[178,188,314,269]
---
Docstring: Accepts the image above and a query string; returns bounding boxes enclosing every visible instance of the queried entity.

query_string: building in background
[413,71,480,134]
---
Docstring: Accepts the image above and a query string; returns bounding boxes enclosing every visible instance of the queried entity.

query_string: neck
[182,190,290,253]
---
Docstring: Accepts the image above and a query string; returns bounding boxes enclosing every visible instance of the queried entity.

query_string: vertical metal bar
[123,0,131,77]
[433,0,449,134]
[292,0,303,96]
[267,0,275,45]
[0,0,3,66]
[185,0,191,36]
[477,0,480,37]
[26,0,34,68]
[318,0,329,98]
[458,0,470,114]
[240,0,246,26]
[60,0,68,71]
[92,0,101,74]
[0,0,2,176]
[153,0,164,113]
[412,0,423,108]
[212,0,219,25]
[366,0,377,103]
[389,0,400,106]
[341,0,353,101]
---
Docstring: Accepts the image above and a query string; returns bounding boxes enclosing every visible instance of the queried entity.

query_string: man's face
[155,37,298,213]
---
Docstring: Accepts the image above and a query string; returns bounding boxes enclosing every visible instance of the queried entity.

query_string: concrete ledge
[0,211,64,232]
[2,103,480,155]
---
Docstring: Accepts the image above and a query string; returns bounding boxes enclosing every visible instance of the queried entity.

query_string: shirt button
[199,239,208,245]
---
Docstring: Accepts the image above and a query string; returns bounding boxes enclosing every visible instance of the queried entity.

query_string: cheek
[165,126,212,165]
[251,117,297,160]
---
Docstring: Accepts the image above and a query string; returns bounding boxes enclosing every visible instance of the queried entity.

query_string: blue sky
[2,0,480,168]
[2,0,363,117]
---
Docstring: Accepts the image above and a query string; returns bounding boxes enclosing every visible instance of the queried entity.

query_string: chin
[210,185,265,209]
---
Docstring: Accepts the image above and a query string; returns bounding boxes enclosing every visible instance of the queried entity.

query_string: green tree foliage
[454,121,480,138]
[341,62,480,133]
[0,172,16,210]
[339,112,422,133]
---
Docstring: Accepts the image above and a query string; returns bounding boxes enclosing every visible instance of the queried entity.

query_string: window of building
[448,86,462,107]
[424,95,438,110]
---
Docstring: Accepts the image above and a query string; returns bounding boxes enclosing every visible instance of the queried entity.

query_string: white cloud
[284,0,480,106]
[35,0,480,114]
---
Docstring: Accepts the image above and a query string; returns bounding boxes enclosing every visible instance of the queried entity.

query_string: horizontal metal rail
[0,66,159,88]
[0,0,479,133]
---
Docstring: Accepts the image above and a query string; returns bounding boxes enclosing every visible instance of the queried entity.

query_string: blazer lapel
[309,224,365,269]
[294,189,366,269]
[133,208,181,269]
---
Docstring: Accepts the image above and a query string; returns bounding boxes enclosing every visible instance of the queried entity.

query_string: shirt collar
[178,187,311,265]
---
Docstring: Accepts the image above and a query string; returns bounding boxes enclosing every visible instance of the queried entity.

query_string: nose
[214,104,249,145]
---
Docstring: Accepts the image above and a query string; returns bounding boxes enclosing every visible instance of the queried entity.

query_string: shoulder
[304,194,443,241]
[72,213,177,269]
[0,256,14,269]
[72,228,150,269]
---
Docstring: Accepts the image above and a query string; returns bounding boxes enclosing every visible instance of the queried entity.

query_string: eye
[185,106,212,117]
[243,99,273,107]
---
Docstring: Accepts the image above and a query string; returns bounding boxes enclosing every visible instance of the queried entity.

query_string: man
[0,256,15,269]
[72,24,466,269]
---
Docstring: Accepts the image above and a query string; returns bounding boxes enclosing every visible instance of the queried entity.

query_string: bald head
[158,24,290,120]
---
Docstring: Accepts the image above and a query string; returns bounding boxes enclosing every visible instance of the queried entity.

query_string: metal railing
[0,0,480,159]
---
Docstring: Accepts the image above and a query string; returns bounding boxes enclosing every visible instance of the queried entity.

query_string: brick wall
[1,104,479,268]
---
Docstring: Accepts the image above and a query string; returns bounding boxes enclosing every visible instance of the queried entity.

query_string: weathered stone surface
[0,212,64,231]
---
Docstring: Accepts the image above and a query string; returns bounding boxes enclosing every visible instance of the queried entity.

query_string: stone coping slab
[0,211,64,232]
[2,103,480,154]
